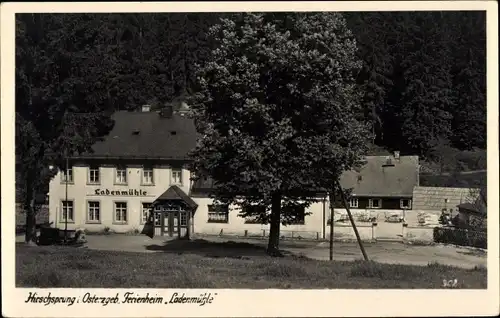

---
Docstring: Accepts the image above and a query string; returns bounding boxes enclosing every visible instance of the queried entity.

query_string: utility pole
[322,195,326,240]
[64,155,69,244]
[336,180,369,261]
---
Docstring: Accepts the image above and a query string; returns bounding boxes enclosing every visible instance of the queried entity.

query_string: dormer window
[383,157,395,167]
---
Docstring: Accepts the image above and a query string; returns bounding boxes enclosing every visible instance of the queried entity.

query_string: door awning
[154,185,198,209]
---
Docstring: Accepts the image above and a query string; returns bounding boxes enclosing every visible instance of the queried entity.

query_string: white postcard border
[2,1,499,317]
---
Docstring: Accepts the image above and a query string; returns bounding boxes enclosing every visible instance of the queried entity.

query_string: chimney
[160,105,173,118]
[141,104,151,112]
[178,101,190,117]
[394,151,400,160]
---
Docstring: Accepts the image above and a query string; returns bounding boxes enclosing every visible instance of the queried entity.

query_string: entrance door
[162,213,170,237]
[154,211,162,237]
[161,212,179,237]
[170,212,179,236]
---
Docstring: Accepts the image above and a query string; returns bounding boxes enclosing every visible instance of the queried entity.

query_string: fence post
[371,222,377,241]
[262,229,265,237]
[244,229,248,237]
[316,232,320,240]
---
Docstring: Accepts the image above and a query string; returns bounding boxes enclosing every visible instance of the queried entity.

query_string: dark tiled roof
[78,111,198,159]
[339,155,419,197]
[154,185,198,209]
[75,111,418,198]
[192,156,419,198]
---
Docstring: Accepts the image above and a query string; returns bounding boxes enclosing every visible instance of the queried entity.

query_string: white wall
[48,165,191,233]
[192,197,328,238]
[48,165,414,240]
[325,224,375,241]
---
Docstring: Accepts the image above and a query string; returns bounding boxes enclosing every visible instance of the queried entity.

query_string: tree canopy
[188,12,371,254]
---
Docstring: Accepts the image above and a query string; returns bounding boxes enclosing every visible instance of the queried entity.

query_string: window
[141,203,153,224]
[114,202,128,223]
[61,167,73,183]
[244,205,267,224]
[400,199,412,209]
[283,206,306,225]
[88,167,100,184]
[87,201,100,223]
[208,205,229,223]
[180,212,187,226]
[171,169,182,185]
[61,200,74,222]
[115,167,127,184]
[142,167,154,185]
[349,198,359,208]
[369,198,381,209]
[154,212,161,226]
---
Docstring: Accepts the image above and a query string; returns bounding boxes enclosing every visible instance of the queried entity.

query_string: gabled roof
[412,186,478,211]
[192,155,419,198]
[339,155,419,197]
[154,185,198,209]
[77,111,198,160]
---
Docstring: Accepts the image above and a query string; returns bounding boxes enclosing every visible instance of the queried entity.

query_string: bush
[433,227,486,249]
[455,149,486,171]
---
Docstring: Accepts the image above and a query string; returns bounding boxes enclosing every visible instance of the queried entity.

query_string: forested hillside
[344,11,486,156]
[15,12,487,202]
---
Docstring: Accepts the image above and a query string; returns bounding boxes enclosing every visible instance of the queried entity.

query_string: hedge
[433,227,487,249]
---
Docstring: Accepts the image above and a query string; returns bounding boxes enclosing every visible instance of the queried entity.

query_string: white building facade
[48,162,330,238]
[47,107,420,240]
[48,163,192,234]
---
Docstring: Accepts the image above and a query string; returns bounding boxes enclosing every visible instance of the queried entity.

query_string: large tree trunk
[24,187,37,245]
[329,191,335,261]
[267,192,282,257]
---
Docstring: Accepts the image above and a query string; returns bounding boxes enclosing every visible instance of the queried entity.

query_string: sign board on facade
[92,189,149,196]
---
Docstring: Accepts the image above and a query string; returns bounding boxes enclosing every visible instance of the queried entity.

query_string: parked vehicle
[37,225,87,247]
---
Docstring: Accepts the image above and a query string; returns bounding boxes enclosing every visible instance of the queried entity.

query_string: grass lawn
[16,241,487,289]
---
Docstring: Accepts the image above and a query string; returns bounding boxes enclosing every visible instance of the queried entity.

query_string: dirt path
[57,234,487,269]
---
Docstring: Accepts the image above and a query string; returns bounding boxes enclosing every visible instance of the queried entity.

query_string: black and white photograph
[1,1,498,317]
